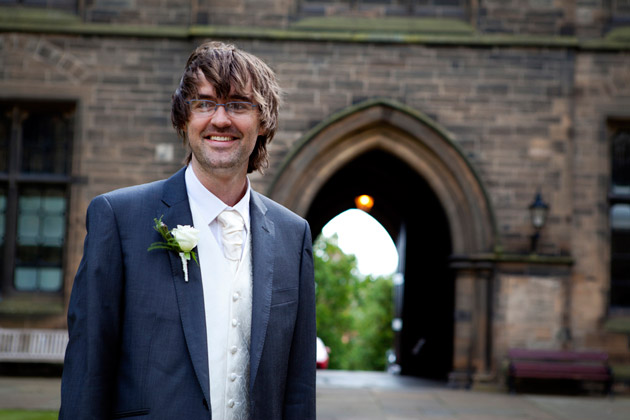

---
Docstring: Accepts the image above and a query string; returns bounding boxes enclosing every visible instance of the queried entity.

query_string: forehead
[194,72,253,99]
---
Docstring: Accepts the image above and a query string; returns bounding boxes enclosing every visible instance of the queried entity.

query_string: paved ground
[316,371,630,420]
[1,370,629,419]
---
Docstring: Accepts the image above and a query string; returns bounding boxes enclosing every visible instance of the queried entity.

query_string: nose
[210,105,232,128]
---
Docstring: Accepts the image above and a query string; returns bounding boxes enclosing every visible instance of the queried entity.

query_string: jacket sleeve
[283,220,317,420]
[60,195,124,419]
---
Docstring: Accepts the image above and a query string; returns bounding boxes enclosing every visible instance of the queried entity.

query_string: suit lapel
[159,167,210,405]
[157,172,273,401]
[249,192,275,394]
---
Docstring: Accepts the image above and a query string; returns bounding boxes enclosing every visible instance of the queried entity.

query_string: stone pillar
[450,269,475,387]
[449,261,494,387]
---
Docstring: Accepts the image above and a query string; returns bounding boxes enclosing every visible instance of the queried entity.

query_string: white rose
[172,225,200,252]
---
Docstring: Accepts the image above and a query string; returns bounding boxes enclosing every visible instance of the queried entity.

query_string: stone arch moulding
[268,98,497,255]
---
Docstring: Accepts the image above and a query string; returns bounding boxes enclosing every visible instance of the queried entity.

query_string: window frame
[298,0,470,18]
[0,100,75,298]
[608,119,630,316]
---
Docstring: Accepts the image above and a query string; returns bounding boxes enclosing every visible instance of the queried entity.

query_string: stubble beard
[189,134,251,177]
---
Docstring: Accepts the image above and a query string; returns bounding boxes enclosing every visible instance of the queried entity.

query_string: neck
[190,163,248,207]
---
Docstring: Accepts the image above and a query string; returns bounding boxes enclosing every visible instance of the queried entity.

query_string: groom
[60,41,316,419]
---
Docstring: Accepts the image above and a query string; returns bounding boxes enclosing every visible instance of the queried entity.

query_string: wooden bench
[0,328,68,364]
[507,348,613,394]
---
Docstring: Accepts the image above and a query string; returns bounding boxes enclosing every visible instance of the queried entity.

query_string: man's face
[186,75,263,180]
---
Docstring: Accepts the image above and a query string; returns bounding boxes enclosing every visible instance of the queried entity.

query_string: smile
[205,135,235,142]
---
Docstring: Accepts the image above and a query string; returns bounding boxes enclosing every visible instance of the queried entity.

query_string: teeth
[208,136,232,141]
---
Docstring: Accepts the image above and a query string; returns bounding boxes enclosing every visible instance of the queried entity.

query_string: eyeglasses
[187,100,258,116]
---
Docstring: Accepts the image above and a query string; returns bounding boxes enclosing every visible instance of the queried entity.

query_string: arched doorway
[307,149,454,378]
[269,99,496,380]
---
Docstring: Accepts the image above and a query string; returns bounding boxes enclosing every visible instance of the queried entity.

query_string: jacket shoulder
[253,191,307,227]
[92,179,166,211]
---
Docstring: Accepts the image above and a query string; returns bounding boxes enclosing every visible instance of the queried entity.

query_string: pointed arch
[268,98,497,255]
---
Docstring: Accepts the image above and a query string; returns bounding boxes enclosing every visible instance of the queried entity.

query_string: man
[60,41,316,420]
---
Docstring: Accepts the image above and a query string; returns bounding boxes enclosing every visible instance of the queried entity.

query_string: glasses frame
[186,99,258,117]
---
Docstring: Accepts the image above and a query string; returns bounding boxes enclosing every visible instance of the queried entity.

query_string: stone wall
[571,51,630,345]
[0,0,629,368]
[260,41,576,256]
[494,274,567,353]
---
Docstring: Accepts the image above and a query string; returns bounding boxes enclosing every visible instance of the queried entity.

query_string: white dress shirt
[185,165,252,419]
[185,165,250,259]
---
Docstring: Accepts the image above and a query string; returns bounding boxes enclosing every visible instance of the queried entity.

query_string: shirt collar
[185,165,251,232]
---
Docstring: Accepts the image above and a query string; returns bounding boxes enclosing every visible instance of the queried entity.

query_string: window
[0,0,77,14]
[300,0,468,18]
[609,127,630,314]
[610,0,630,31]
[0,101,74,296]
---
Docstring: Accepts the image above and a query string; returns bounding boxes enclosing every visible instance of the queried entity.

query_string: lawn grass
[0,410,58,420]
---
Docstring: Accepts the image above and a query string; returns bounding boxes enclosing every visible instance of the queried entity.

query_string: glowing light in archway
[354,194,374,212]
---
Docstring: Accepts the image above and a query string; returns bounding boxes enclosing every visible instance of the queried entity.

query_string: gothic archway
[269,98,495,255]
[269,98,496,379]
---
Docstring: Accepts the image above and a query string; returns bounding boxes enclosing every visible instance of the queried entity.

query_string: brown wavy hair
[171,41,282,173]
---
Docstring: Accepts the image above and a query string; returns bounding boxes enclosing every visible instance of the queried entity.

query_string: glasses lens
[189,100,255,115]
[226,102,253,114]
[190,100,216,114]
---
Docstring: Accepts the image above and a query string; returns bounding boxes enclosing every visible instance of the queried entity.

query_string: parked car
[316,337,330,369]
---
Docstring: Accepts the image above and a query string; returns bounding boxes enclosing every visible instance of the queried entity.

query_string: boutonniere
[148,217,200,282]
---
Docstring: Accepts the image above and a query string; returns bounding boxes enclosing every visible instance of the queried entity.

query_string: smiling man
[60,41,316,420]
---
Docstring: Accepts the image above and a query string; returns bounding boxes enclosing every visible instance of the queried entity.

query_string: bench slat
[508,348,608,362]
[0,328,68,363]
[512,361,609,372]
[511,370,611,381]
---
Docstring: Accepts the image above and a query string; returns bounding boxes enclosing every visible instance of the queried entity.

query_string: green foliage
[0,411,58,420]
[314,234,394,371]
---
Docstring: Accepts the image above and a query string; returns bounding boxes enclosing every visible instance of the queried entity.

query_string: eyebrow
[196,93,253,102]
[229,94,253,102]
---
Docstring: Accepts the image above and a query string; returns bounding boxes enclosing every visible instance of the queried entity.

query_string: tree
[314,234,394,370]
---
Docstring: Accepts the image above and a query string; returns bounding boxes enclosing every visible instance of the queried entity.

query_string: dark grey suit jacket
[60,167,316,419]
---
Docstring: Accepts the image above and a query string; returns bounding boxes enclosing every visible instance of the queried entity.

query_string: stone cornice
[1,7,629,50]
[450,253,574,267]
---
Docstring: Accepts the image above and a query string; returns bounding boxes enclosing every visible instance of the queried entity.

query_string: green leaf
[314,234,394,371]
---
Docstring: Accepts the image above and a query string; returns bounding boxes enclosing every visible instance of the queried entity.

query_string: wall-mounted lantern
[529,192,549,254]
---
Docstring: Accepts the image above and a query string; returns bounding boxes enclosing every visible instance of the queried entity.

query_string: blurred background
[0,0,629,392]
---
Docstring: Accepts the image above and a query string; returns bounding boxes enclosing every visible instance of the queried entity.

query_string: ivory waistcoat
[195,214,252,420]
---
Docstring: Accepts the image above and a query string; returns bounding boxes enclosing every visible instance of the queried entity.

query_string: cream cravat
[217,209,244,273]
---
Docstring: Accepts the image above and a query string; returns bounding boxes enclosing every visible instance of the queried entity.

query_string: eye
[190,100,215,112]
[198,100,215,111]
[228,102,248,112]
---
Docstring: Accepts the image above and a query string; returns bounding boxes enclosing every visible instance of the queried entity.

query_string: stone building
[0,0,629,384]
